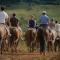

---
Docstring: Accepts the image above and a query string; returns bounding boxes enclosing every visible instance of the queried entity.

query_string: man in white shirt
[55,21,60,36]
[0,6,8,24]
[0,6,10,35]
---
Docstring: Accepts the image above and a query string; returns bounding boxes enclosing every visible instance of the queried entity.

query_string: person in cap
[55,21,60,36]
[10,13,23,40]
[39,11,49,28]
[39,11,50,54]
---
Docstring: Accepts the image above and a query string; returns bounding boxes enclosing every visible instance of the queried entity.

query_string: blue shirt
[39,15,49,24]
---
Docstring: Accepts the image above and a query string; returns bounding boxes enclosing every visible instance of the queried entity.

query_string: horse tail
[0,31,3,54]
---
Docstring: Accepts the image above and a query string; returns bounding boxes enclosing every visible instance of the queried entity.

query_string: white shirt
[55,23,60,32]
[0,11,8,23]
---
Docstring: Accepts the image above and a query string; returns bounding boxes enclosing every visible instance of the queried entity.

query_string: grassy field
[5,5,60,52]
[6,5,60,31]
[0,5,60,60]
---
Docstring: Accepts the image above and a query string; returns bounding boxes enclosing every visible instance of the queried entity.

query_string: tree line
[0,0,60,6]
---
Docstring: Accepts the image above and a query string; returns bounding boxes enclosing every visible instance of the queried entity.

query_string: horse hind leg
[14,42,18,53]
[0,38,3,54]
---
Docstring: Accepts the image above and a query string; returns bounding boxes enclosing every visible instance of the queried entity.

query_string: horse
[0,24,9,54]
[49,29,57,52]
[36,27,47,55]
[47,29,54,52]
[9,27,22,52]
[36,26,54,54]
[25,28,37,52]
[54,33,60,52]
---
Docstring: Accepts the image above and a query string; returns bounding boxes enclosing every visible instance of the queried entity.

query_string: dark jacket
[28,19,36,28]
[10,16,19,27]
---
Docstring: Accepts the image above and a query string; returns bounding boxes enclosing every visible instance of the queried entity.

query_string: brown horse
[25,28,37,52]
[36,27,46,54]
[0,24,9,54]
[54,34,60,52]
[9,27,22,52]
[36,27,52,54]
[47,30,54,52]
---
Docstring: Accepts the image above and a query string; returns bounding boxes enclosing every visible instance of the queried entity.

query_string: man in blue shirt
[39,11,49,28]
[39,11,50,53]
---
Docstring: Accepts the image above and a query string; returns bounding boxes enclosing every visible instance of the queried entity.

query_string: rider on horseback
[28,15,37,32]
[39,11,50,54]
[55,21,60,37]
[39,11,49,30]
[0,6,10,36]
[10,13,22,32]
[28,15,36,28]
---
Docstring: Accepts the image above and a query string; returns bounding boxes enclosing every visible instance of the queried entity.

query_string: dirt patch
[0,52,59,60]
[49,53,60,60]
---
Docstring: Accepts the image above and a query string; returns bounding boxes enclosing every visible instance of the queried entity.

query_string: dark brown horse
[36,27,46,54]
[25,28,37,52]
[9,27,22,52]
[36,27,51,55]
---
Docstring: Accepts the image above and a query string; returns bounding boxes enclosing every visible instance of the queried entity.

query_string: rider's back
[28,20,36,28]
[0,11,8,23]
[10,17,18,27]
[40,15,49,24]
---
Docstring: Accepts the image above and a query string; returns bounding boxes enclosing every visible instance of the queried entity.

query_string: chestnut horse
[25,28,37,52]
[9,27,22,52]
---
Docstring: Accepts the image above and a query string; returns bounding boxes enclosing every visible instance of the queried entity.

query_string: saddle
[9,27,19,38]
[28,28,36,33]
[0,24,9,40]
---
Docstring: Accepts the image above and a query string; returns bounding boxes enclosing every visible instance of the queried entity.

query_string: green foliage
[0,0,60,5]
[6,5,60,31]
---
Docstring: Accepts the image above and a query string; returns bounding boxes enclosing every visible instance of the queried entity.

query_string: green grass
[6,5,60,31]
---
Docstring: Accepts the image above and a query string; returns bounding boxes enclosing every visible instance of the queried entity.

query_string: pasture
[7,5,60,31]
[6,5,60,52]
[0,5,60,60]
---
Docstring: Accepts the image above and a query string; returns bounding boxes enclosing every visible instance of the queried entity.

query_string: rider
[10,13,22,32]
[55,21,60,37]
[28,15,36,28]
[0,6,10,35]
[49,18,55,29]
[10,13,23,40]
[39,11,50,53]
[39,11,49,30]
[28,15,36,30]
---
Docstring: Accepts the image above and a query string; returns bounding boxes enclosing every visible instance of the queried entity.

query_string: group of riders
[27,11,60,53]
[0,6,60,54]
